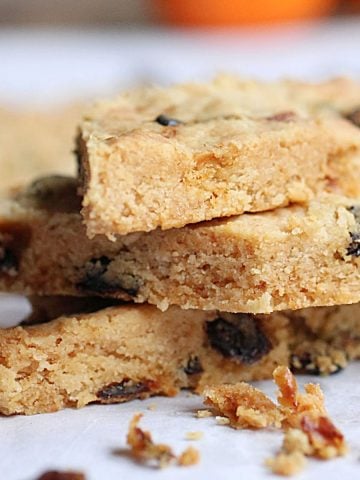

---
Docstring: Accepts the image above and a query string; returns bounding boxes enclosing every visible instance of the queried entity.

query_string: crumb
[126,413,199,468]
[185,431,203,440]
[266,451,306,476]
[269,367,348,475]
[283,429,312,456]
[126,413,175,468]
[273,367,347,458]
[147,403,157,411]
[273,366,326,428]
[300,415,347,459]
[201,367,347,476]
[36,472,86,480]
[196,409,212,418]
[216,416,231,425]
[203,383,283,429]
[177,446,200,466]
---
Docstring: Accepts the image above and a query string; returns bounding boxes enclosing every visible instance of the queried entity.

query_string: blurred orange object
[155,0,338,26]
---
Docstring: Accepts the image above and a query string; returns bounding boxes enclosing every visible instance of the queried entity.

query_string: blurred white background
[1,1,360,106]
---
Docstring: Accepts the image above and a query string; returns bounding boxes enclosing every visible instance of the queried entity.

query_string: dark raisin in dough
[155,114,182,126]
[97,379,150,401]
[77,256,141,296]
[206,313,271,364]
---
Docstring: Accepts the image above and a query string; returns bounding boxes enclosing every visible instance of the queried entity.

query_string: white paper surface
[1,21,360,479]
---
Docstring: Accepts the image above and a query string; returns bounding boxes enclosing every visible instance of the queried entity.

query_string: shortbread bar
[77,76,360,237]
[0,300,358,415]
[0,176,360,313]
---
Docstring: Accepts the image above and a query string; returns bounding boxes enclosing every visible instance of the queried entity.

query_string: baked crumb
[185,431,203,440]
[299,415,347,459]
[196,409,213,418]
[36,472,86,480]
[147,403,157,411]
[177,446,200,466]
[273,366,347,457]
[266,451,306,476]
[126,413,200,468]
[203,383,283,429]
[126,413,175,468]
[267,367,348,475]
[283,428,312,456]
[202,367,347,476]
[273,366,327,428]
[216,416,231,426]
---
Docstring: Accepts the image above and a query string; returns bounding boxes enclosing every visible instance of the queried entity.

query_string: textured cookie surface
[78,76,360,237]
[0,300,359,415]
[1,177,360,313]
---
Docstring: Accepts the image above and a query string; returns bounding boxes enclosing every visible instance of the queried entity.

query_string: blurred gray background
[0,0,154,25]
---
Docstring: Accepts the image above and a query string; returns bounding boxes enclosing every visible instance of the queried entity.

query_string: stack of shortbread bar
[1,76,360,415]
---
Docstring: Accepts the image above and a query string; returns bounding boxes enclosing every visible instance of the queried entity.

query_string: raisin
[96,379,151,402]
[347,232,360,257]
[184,356,203,375]
[344,107,360,128]
[206,313,271,364]
[0,246,18,276]
[77,256,141,296]
[266,111,297,122]
[36,471,86,480]
[155,114,182,126]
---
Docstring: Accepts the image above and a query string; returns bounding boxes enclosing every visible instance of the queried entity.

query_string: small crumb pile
[203,382,283,429]
[203,366,347,476]
[126,413,200,468]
